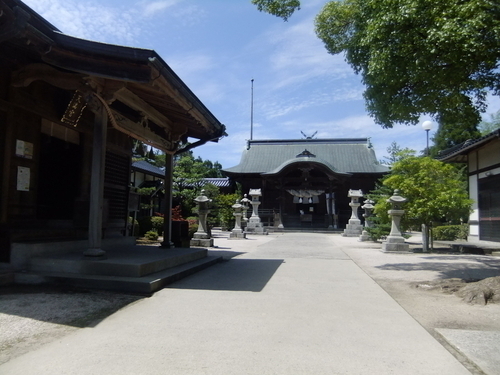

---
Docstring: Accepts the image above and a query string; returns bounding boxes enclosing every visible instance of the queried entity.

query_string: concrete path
[0,232,476,374]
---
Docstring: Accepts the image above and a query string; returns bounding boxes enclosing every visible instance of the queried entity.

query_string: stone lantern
[190,190,214,247]
[342,189,364,237]
[244,188,267,235]
[381,190,409,252]
[359,199,374,242]
[229,199,246,239]
[240,194,250,230]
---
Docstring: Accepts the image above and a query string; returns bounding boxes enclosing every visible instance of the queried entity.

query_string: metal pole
[426,129,430,156]
[250,78,254,141]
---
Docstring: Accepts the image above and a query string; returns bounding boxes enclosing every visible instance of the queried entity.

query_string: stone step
[29,247,208,277]
[0,269,15,286]
[17,256,222,295]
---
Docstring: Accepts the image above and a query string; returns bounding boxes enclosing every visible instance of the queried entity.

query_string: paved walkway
[1,232,498,374]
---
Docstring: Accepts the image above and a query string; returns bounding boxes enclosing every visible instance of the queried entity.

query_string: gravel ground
[0,285,143,364]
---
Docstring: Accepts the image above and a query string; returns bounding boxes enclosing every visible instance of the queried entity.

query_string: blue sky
[24,0,500,168]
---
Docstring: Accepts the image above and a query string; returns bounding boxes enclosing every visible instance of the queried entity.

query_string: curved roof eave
[261,157,352,177]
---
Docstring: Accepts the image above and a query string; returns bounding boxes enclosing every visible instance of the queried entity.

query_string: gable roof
[224,138,388,175]
[2,0,226,153]
[438,129,500,163]
[131,160,165,179]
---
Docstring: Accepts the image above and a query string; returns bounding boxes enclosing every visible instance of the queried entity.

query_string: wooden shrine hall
[0,0,226,291]
[224,138,388,229]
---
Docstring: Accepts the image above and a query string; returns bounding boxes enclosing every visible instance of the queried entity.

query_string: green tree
[380,141,415,165]
[252,0,300,21]
[253,0,500,131]
[431,118,481,156]
[373,156,472,249]
[173,153,211,216]
[478,110,500,135]
[172,152,227,216]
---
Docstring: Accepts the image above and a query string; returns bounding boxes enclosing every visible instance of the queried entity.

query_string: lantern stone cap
[348,189,363,198]
[362,200,374,209]
[249,188,262,196]
[387,190,407,203]
[194,190,210,203]
[232,199,242,209]
[240,194,250,204]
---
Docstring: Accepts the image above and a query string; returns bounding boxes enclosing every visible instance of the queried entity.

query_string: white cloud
[143,0,180,17]
[23,0,141,45]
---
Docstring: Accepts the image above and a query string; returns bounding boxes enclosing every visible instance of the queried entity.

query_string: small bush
[151,216,164,236]
[366,222,391,241]
[433,224,468,241]
[186,217,198,238]
[137,216,153,236]
[144,230,159,241]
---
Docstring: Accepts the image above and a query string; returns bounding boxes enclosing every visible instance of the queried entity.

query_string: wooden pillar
[161,152,174,248]
[328,183,335,229]
[84,105,107,258]
[0,108,12,223]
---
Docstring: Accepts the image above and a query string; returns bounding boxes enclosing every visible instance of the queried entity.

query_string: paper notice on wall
[17,166,30,191]
[15,140,25,157]
[15,140,34,159]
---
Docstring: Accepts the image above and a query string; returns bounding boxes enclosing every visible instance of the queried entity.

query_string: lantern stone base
[244,226,268,235]
[190,238,214,247]
[359,230,371,242]
[229,229,247,239]
[244,217,268,235]
[190,233,213,247]
[342,219,363,237]
[381,236,410,252]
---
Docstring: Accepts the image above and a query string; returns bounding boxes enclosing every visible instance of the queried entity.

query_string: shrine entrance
[37,127,81,221]
[261,156,351,228]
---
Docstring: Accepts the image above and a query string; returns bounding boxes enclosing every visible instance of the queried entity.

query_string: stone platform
[14,244,221,294]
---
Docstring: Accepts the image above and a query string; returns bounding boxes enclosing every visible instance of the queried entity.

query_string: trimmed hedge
[432,224,468,241]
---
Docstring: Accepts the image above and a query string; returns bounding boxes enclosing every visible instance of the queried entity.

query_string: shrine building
[224,138,389,229]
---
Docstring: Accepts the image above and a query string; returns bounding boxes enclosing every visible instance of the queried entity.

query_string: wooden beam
[114,88,188,143]
[11,63,86,91]
[110,109,176,153]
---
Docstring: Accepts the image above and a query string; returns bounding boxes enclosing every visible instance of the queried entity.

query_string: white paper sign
[15,140,34,159]
[17,167,30,191]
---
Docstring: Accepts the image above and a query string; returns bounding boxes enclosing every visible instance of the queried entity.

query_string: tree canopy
[479,109,500,135]
[252,0,500,130]
[375,156,472,230]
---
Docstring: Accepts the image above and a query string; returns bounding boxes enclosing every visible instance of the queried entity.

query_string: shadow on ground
[0,284,143,328]
[376,256,500,280]
[169,258,284,292]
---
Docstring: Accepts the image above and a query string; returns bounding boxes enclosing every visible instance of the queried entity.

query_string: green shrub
[151,216,164,236]
[433,224,468,241]
[137,216,153,236]
[186,217,198,238]
[365,222,391,241]
[144,230,159,241]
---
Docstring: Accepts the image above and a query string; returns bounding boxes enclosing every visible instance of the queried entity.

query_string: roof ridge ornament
[296,149,316,158]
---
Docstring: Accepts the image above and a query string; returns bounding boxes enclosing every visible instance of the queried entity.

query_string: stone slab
[436,329,500,375]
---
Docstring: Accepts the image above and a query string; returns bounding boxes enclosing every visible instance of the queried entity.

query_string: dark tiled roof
[202,178,232,188]
[223,139,388,175]
[184,178,232,188]
[438,129,500,162]
[131,160,165,178]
